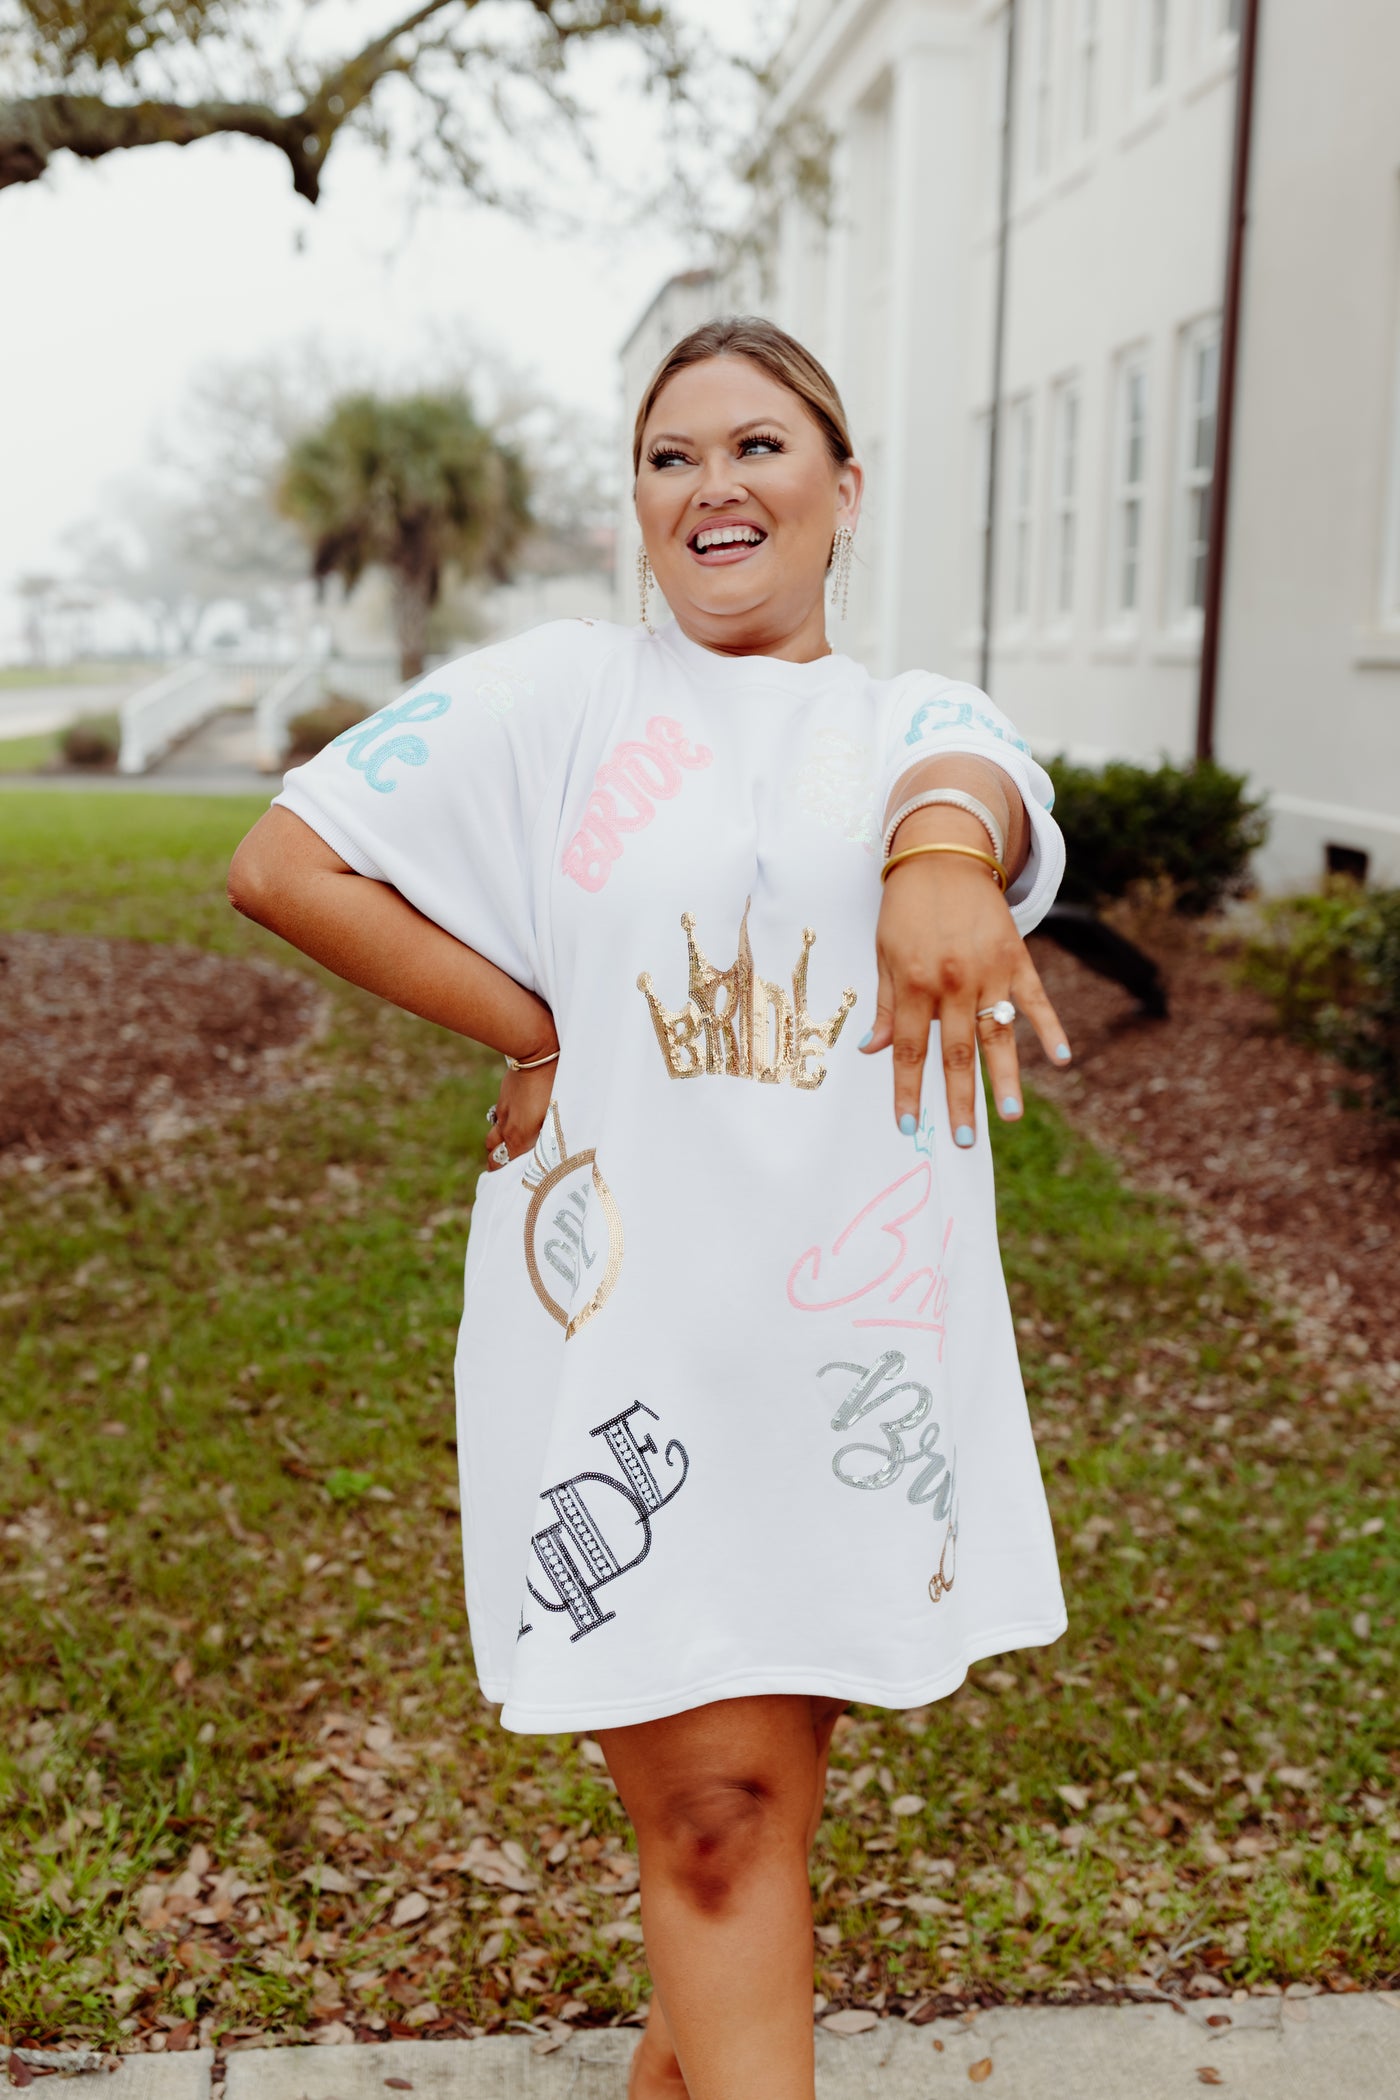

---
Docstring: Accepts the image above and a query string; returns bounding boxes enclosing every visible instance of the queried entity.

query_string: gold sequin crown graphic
[636,898,856,1089]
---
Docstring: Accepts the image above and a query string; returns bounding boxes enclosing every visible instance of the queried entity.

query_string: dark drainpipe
[1196,0,1263,762]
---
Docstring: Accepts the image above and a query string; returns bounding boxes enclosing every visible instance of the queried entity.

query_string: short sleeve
[272,621,627,997]
[878,675,1064,937]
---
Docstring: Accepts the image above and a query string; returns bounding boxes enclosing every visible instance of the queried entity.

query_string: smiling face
[634,355,862,662]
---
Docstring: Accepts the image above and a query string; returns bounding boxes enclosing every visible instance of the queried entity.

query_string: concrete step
[12,1996,1397,2099]
[157,707,260,775]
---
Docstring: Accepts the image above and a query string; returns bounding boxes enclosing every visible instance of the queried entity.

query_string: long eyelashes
[644,433,787,470]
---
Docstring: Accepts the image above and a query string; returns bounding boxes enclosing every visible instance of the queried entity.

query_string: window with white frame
[1133,0,1170,101]
[1173,317,1221,620]
[1007,397,1036,624]
[985,4,1010,220]
[1071,0,1101,145]
[1107,352,1149,624]
[1049,380,1080,622]
[1024,0,1056,185]
[1198,0,1241,59]
[1383,328,1400,624]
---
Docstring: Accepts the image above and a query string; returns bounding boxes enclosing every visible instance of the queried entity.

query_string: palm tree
[278,390,532,681]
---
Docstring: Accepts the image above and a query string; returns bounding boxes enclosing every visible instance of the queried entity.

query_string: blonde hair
[631,315,854,477]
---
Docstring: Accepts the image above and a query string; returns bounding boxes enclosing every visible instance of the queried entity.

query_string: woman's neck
[667,599,833,664]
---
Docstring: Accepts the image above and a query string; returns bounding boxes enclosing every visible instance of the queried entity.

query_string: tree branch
[0,91,318,197]
[0,0,469,200]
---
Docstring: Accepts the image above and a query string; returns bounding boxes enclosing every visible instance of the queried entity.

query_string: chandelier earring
[636,545,655,631]
[829,524,855,622]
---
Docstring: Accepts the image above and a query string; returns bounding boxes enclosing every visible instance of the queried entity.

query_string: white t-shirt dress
[275,617,1068,1733]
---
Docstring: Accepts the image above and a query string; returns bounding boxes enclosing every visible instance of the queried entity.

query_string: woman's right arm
[228,806,558,1065]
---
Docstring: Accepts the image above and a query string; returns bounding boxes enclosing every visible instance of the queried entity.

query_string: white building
[619,0,1400,890]
[617,268,723,621]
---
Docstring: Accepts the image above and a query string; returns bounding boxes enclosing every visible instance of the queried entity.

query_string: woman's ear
[836,457,864,533]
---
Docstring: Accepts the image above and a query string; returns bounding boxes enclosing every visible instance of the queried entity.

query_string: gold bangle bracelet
[880,841,1008,890]
[503,1047,561,1072]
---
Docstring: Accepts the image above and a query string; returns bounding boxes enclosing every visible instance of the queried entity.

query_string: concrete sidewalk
[7,1996,1399,2098]
[0,767,268,796]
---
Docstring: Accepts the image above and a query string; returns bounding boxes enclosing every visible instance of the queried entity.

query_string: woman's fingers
[940,990,981,1146]
[889,982,935,1134]
[1011,951,1073,1070]
[859,955,897,1056]
[976,1009,1024,1123]
[487,1063,556,1165]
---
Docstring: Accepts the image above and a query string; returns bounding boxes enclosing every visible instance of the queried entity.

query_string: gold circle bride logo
[520,1103,625,1339]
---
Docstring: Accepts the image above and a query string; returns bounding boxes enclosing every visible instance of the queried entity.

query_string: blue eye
[647,448,688,469]
[740,433,784,455]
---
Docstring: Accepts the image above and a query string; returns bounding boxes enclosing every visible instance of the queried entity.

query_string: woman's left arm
[860,752,1071,1140]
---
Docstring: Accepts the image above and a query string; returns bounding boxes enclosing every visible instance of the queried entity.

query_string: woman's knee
[637,1768,805,1916]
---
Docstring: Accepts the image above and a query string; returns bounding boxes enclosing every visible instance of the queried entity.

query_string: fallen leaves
[6,913,1399,2056]
[429,1837,536,1895]
[969,2058,994,2082]
[301,1864,356,1895]
[311,2021,355,2047]
[820,2008,880,2035]
[1196,2070,1224,2086]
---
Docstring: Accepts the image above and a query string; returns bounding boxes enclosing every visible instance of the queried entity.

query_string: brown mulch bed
[0,933,322,1168]
[1029,923,1400,1405]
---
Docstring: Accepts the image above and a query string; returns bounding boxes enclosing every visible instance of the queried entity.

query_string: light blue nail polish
[858,1029,874,1048]
[1001,1095,1021,1117]
[954,1124,975,1148]
[1054,1043,1072,1062]
[899,1113,917,1136]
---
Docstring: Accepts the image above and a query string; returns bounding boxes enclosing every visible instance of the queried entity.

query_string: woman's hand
[860,857,1070,1143]
[485,1056,557,1169]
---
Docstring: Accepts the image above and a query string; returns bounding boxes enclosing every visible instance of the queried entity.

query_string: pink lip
[686,519,769,565]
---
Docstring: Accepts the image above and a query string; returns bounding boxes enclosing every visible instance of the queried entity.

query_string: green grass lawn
[0,732,59,774]
[1,791,1396,2050]
[0,662,157,690]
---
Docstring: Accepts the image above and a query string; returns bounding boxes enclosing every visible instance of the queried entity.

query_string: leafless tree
[0,0,686,207]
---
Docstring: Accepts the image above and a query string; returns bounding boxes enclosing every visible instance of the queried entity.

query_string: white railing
[325,656,408,710]
[254,660,323,773]
[117,663,231,775]
[324,654,452,711]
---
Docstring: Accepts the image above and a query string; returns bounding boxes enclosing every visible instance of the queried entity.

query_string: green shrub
[1236,885,1374,1036]
[59,714,119,768]
[1239,884,1400,1120]
[286,694,370,760]
[1325,889,1400,1121]
[1049,756,1268,916]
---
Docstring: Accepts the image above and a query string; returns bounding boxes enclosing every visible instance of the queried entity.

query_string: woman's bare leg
[608,1695,846,2100]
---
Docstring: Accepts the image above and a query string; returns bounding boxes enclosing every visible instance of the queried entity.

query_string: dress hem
[487,1610,1069,1734]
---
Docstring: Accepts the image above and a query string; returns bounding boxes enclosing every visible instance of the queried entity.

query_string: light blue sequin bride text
[332,691,452,794]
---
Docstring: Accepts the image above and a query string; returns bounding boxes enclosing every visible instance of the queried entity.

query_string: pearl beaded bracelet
[881,788,1007,866]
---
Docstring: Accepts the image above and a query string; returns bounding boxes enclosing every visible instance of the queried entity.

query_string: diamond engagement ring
[490,1141,511,1167]
[976,1000,1017,1028]
[485,1105,498,1127]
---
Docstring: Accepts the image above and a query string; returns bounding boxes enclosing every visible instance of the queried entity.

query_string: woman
[229,317,1071,2099]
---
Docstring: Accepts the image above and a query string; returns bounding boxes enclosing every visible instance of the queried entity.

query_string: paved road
[0,769,270,797]
[7,1995,1399,2098]
[159,708,263,777]
[0,679,146,741]
[0,703,273,796]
